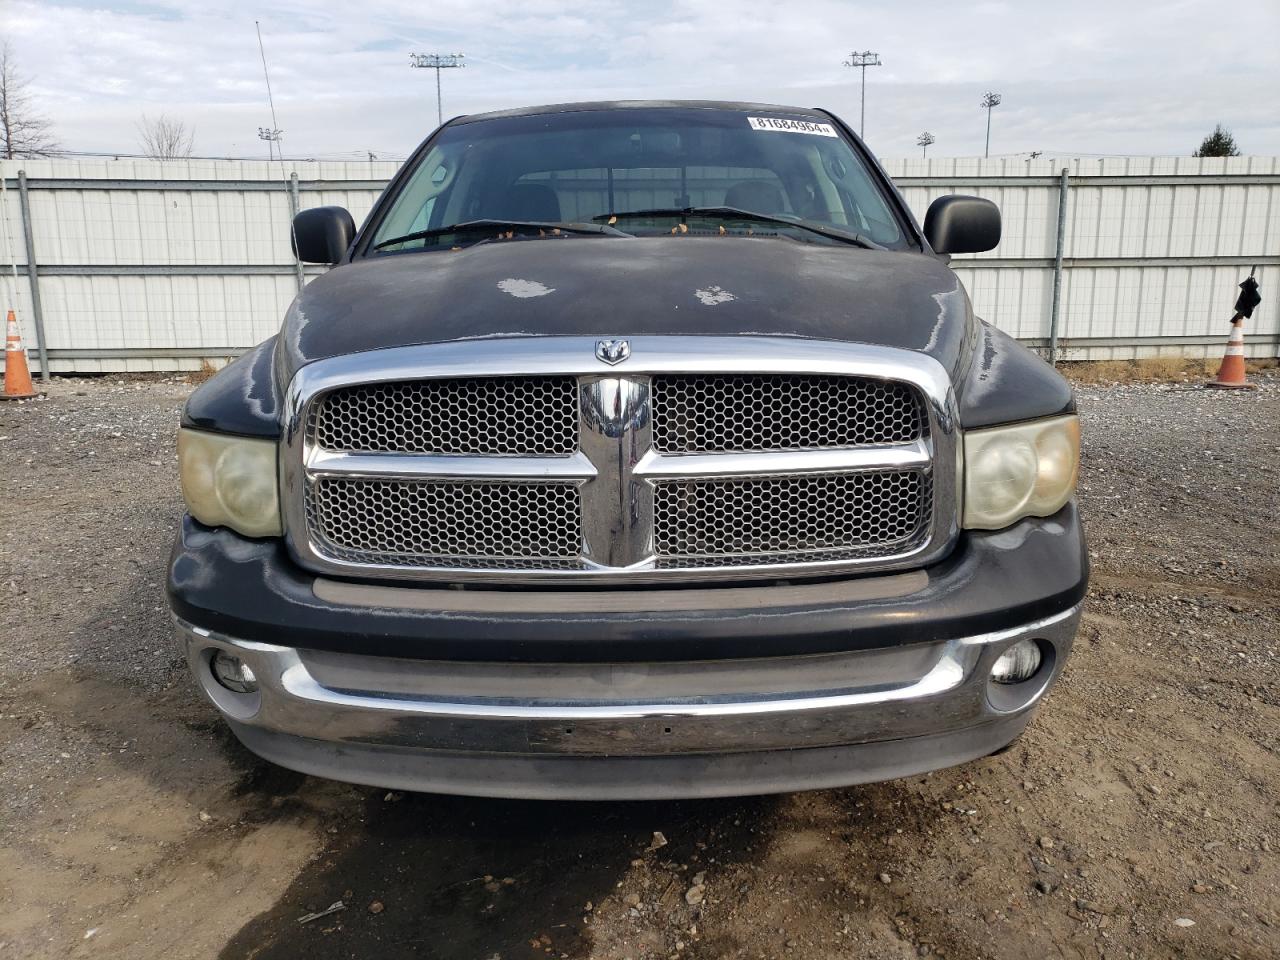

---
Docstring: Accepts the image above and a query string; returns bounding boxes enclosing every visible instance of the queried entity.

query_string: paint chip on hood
[695,285,736,306]
[497,278,555,298]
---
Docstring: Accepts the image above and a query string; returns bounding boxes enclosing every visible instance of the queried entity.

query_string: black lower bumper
[166,502,1087,664]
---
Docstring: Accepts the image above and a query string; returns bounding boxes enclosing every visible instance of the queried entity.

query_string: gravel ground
[0,371,1276,960]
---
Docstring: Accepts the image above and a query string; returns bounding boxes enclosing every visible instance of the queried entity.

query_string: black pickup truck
[167,101,1086,799]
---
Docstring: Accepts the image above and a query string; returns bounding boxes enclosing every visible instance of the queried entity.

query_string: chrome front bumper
[177,605,1080,798]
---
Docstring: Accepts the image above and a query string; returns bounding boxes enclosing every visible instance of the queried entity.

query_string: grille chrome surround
[651,374,923,452]
[281,336,960,585]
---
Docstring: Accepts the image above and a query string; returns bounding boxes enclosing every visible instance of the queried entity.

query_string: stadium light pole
[410,53,466,127]
[842,51,882,138]
[917,131,935,159]
[257,127,283,162]
[981,91,1002,158]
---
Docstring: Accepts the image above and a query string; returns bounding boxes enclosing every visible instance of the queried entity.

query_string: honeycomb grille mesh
[299,370,939,577]
[307,478,581,566]
[653,471,929,563]
[312,376,579,455]
[651,375,923,452]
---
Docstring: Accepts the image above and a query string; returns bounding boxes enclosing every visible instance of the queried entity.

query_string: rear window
[515,166,790,221]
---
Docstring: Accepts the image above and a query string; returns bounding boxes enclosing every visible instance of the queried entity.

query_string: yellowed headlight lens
[178,429,281,537]
[963,415,1079,530]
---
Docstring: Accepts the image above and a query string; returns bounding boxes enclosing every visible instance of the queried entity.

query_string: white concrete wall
[1,155,1277,372]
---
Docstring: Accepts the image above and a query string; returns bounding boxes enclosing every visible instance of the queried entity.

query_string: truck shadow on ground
[219,763,779,960]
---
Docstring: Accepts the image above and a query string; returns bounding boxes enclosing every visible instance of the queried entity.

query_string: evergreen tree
[1194,125,1241,158]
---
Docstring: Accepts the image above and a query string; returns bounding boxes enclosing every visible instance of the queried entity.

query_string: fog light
[211,650,258,693]
[990,639,1042,685]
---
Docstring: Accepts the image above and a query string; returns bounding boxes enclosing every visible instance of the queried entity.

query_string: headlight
[962,415,1079,530]
[178,428,282,537]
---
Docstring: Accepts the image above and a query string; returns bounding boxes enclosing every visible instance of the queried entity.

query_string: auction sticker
[747,117,838,137]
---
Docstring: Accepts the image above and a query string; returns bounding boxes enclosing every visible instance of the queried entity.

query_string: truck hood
[279,236,975,383]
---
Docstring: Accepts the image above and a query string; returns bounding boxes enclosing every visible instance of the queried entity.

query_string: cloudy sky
[5,0,1279,160]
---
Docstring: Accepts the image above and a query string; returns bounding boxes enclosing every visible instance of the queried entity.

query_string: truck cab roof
[451,100,833,125]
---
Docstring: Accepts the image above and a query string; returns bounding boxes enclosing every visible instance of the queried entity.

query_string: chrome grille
[651,374,922,452]
[307,478,581,565]
[653,471,929,564]
[283,337,958,584]
[312,376,578,454]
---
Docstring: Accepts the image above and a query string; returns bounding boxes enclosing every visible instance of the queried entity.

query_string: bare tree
[137,113,195,159]
[0,40,59,159]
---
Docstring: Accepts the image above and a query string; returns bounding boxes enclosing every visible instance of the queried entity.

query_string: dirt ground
[0,372,1276,960]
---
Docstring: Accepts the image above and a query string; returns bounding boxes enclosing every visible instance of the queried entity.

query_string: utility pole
[917,131,935,159]
[409,53,466,127]
[842,51,882,138]
[981,91,1002,159]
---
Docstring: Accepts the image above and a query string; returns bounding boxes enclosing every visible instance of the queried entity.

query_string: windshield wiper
[592,206,883,250]
[373,218,629,250]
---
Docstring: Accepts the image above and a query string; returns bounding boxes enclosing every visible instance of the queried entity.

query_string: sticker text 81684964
[747,117,838,137]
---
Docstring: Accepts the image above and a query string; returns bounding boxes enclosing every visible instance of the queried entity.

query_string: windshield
[367,107,909,253]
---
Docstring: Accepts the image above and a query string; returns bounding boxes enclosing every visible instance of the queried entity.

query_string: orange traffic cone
[1206,313,1252,390]
[2,309,37,400]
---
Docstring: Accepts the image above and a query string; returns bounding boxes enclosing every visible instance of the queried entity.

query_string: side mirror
[923,196,1001,254]
[292,206,356,265]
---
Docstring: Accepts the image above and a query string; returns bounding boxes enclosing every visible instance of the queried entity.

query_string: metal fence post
[1047,166,1070,365]
[288,171,304,292]
[16,170,50,382]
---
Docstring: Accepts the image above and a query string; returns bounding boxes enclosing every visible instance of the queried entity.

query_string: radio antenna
[255,21,283,161]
